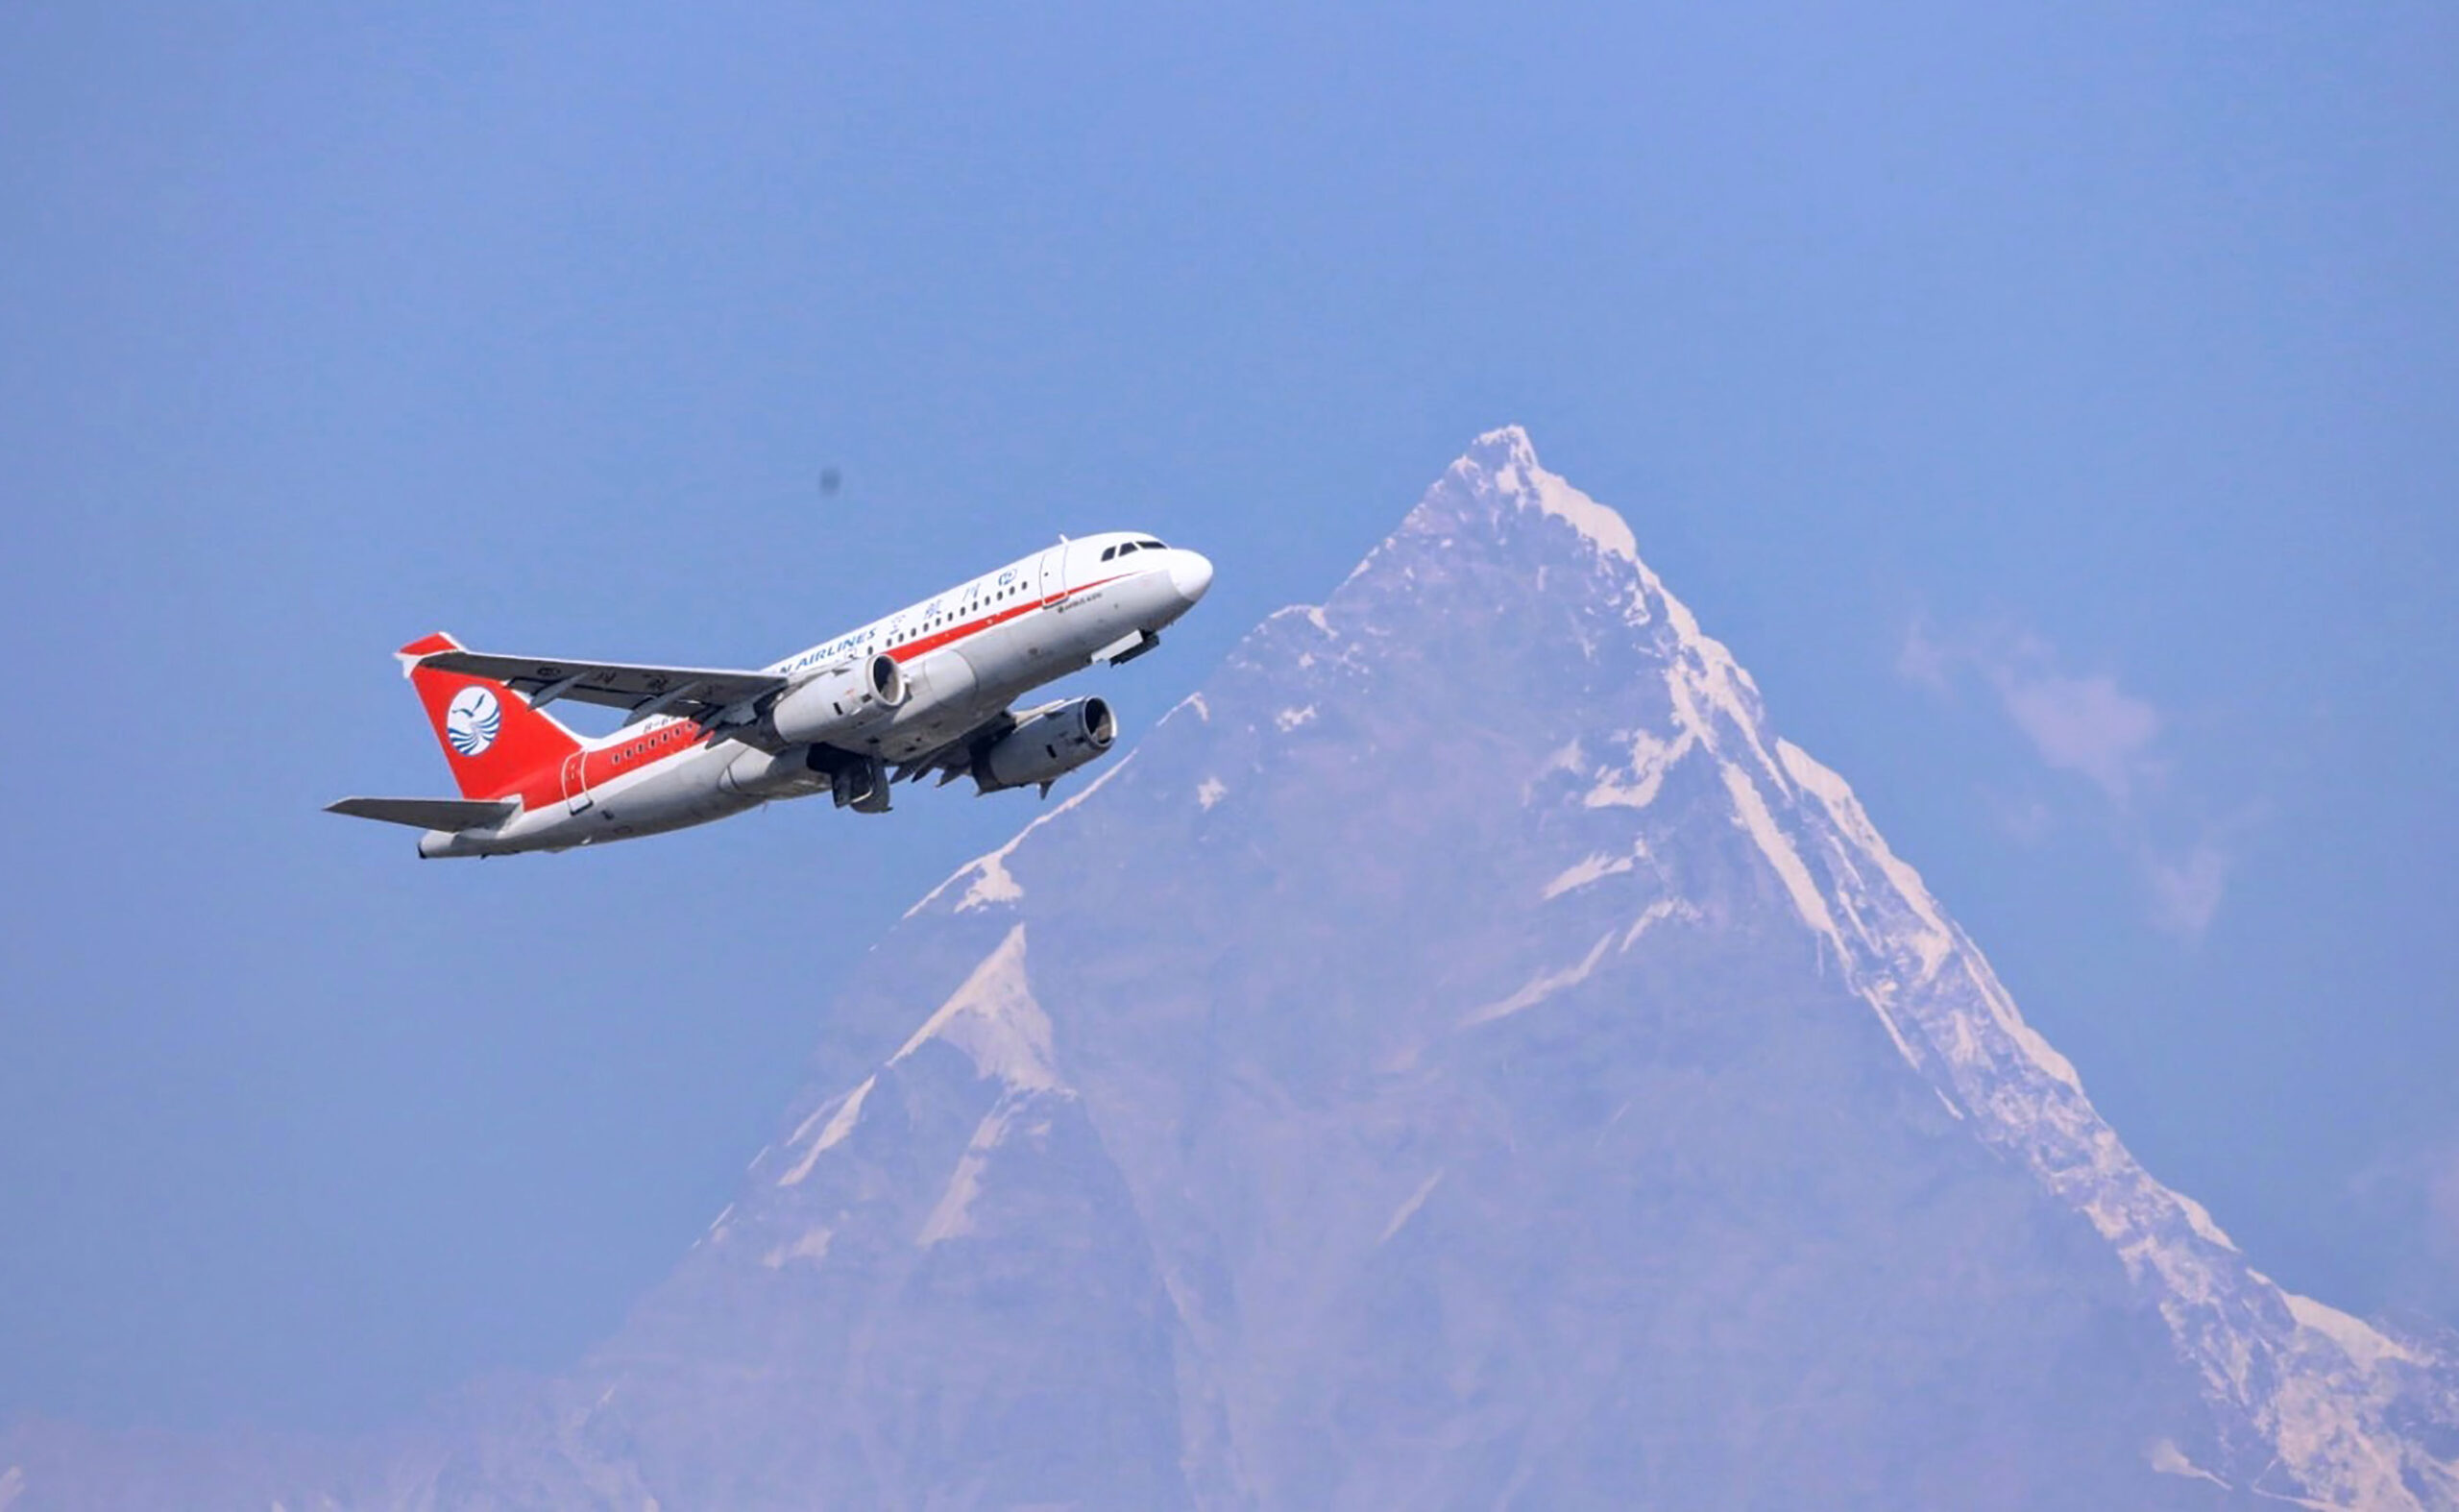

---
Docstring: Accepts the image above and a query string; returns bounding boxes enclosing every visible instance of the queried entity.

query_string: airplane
[328,532,1213,858]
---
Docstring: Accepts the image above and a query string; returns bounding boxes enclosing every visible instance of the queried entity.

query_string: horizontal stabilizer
[325,795,518,832]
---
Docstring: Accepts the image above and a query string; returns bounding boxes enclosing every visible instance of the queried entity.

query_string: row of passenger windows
[1099,539,1167,562]
[888,582,1031,646]
[614,725,689,764]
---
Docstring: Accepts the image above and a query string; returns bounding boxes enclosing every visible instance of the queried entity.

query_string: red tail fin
[398,633,583,801]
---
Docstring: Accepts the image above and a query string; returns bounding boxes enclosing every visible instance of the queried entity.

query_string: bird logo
[446,687,501,758]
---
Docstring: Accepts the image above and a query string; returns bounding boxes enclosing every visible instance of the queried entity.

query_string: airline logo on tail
[447,688,501,757]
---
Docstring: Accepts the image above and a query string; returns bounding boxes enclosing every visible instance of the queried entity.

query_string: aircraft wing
[416,648,789,724]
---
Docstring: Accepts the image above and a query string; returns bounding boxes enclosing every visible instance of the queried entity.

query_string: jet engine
[718,744,830,800]
[766,653,908,745]
[972,696,1117,794]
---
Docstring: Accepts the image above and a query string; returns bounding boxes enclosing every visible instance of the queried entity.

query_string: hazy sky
[4,1,2453,1433]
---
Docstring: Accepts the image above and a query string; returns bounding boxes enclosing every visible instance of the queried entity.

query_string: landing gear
[824,753,892,814]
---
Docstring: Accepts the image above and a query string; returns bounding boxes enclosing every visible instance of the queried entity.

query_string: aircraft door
[562,750,593,814]
[1038,546,1064,606]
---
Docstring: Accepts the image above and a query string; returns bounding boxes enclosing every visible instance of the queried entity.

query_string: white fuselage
[421,533,1210,857]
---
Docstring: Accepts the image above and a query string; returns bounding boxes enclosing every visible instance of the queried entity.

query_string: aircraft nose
[1170,549,1214,605]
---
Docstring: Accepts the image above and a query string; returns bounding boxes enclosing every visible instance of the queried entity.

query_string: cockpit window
[1137,539,1166,550]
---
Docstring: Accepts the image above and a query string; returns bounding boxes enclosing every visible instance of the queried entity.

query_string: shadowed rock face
[10,430,2455,1510]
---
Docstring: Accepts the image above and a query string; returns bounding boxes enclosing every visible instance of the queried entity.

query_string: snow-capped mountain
[9,429,2454,1509]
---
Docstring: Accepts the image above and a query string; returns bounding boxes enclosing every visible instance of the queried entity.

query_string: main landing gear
[817,751,892,814]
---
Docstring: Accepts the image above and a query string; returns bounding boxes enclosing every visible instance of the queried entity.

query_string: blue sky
[3,1,2453,1432]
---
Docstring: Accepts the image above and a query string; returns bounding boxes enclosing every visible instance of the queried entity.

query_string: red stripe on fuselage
[493,570,1140,815]
[885,571,1129,664]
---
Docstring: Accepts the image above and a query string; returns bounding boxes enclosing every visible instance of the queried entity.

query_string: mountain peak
[1444,423,1642,567]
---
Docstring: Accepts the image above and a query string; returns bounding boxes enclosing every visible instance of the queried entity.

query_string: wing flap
[326,796,519,832]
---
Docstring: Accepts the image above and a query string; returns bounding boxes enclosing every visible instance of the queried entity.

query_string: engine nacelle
[718,744,831,800]
[973,696,1117,794]
[767,653,908,745]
